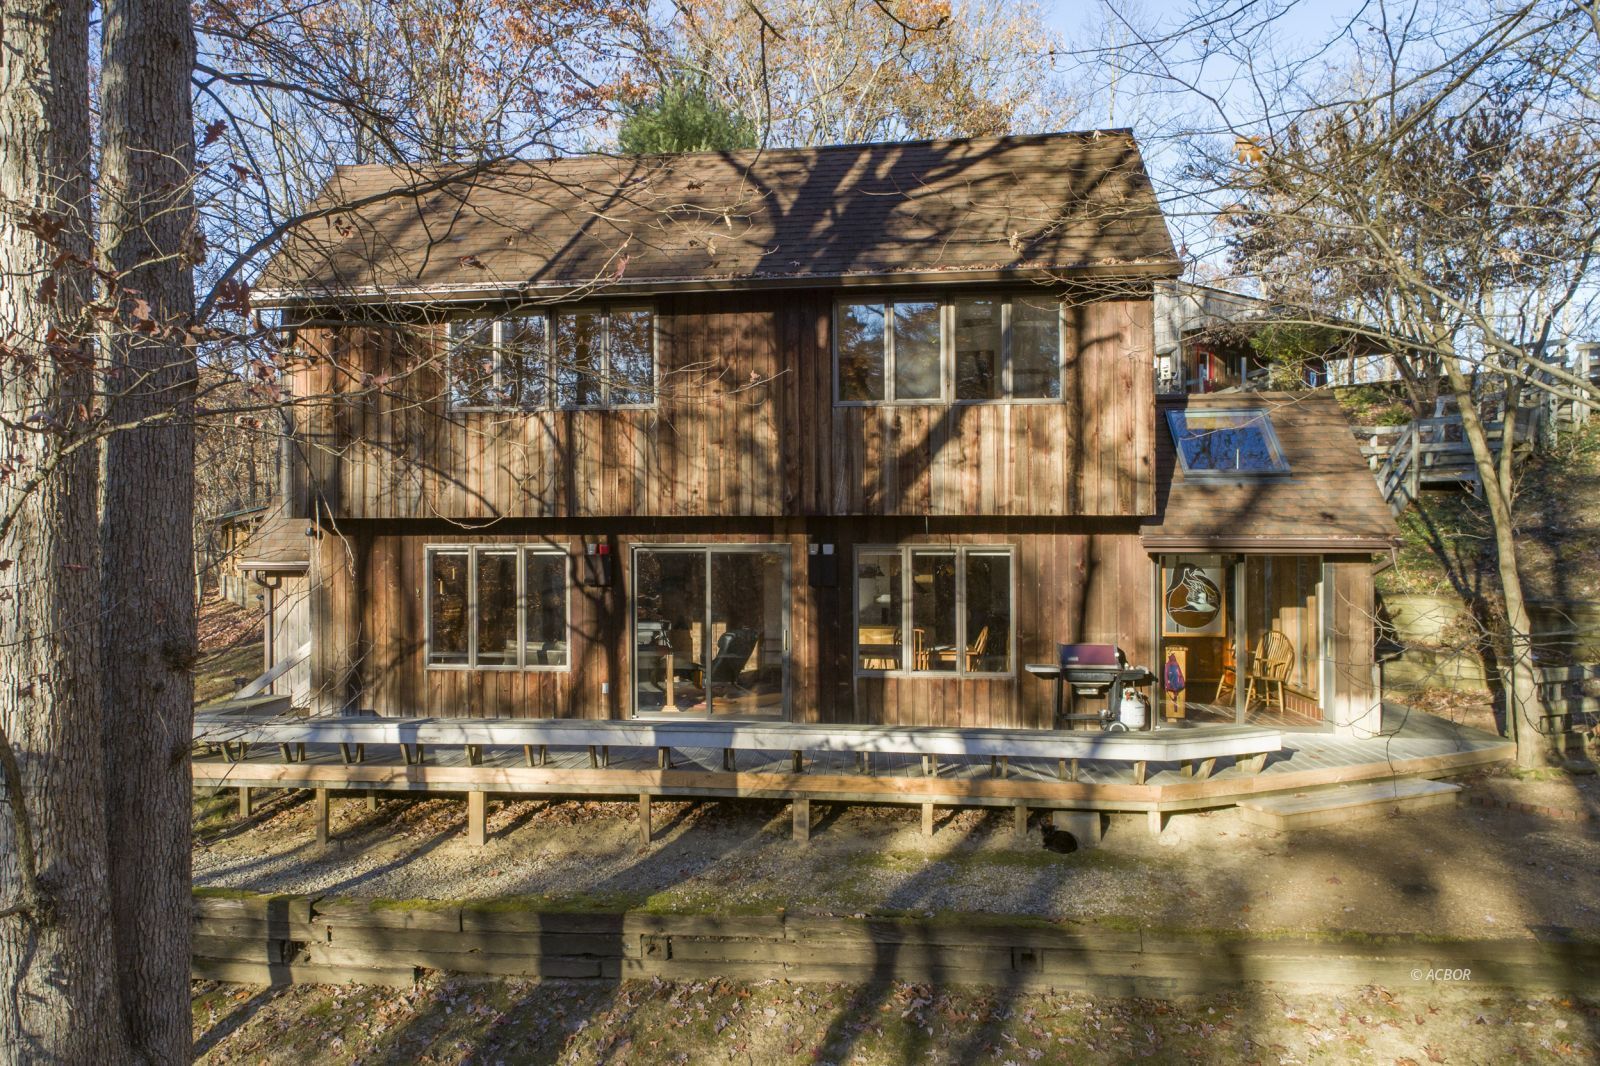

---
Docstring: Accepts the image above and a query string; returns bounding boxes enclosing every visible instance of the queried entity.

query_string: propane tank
[1118,689,1148,730]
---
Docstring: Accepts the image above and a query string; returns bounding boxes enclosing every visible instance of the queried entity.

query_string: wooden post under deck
[638,793,652,846]
[792,797,810,843]
[237,786,252,819]
[467,791,487,847]
[921,802,935,836]
[1013,803,1029,842]
[313,787,329,847]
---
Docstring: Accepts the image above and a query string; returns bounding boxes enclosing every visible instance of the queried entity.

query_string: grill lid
[1057,643,1123,669]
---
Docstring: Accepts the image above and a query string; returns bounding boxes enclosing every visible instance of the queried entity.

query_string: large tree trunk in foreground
[0,0,130,1059]
[1443,361,1557,769]
[99,0,199,1061]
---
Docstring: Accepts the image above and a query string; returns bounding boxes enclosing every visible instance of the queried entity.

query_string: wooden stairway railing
[1355,416,1521,515]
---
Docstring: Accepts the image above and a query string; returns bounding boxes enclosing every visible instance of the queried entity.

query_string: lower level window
[427,546,569,668]
[855,545,1013,675]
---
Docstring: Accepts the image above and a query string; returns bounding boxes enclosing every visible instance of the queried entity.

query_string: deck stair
[1238,777,1461,831]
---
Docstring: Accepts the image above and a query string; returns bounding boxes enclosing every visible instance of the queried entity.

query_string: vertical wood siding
[291,291,1156,521]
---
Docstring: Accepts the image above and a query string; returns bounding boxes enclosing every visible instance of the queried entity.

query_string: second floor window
[835,293,1063,404]
[447,305,654,411]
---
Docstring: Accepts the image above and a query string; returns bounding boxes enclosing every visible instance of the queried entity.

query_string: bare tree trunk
[1442,360,1557,768]
[0,0,131,1059]
[99,0,198,1060]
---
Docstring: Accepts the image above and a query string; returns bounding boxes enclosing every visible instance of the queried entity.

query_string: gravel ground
[194,769,1600,939]
[192,972,1599,1065]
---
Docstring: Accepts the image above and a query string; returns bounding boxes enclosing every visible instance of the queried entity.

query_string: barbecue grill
[1025,643,1155,730]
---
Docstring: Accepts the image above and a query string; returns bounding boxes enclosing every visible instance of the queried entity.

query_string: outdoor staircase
[1354,346,1599,515]
[1354,413,1527,515]
[1237,777,1462,831]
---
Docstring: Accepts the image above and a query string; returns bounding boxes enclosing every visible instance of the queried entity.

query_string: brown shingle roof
[1142,392,1403,552]
[259,131,1178,303]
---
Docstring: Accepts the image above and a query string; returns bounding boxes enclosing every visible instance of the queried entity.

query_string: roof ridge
[329,128,1142,178]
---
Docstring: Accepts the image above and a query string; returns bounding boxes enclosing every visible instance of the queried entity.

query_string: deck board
[194,706,1512,814]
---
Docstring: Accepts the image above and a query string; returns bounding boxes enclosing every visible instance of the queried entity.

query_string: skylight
[1166,409,1291,475]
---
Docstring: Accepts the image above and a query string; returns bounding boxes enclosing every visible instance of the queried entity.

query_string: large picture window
[835,293,1063,404]
[426,546,570,669]
[854,546,1013,676]
[447,305,654,411]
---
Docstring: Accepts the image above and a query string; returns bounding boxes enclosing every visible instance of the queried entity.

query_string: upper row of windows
[442,292,1069,411]
[438,300,1291,475]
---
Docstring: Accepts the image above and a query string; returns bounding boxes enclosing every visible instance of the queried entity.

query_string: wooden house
[259,131,1402,738]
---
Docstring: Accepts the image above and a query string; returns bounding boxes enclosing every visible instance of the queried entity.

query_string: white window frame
[424,545,572,671]
[852,544,1016,678]
[445,304,657,412]
[833,293,1066,406]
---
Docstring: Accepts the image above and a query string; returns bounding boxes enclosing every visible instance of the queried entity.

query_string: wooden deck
[192,706,1512,828]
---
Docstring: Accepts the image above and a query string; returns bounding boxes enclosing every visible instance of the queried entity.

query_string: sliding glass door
[633,546,789,719]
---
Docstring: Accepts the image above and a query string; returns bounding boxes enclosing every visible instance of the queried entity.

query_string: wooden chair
[964,625,990,672]
[1243,631,1295,716]
[1212,642,1237,707]
[913,628,930,671]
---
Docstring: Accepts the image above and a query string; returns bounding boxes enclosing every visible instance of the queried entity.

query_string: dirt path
[193,767,1600,941]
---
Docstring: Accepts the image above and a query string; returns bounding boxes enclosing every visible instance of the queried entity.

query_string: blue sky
[1038,0,1373,52]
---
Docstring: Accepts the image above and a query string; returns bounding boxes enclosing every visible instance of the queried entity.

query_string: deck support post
[1148,809,1168,836]
[1239,752,1267,774]
[313,788,329,848]
[722,748,735,772]
[588,746,597,769]
[792,798,810,843]
[602,746,610,768]
[539,745,549,767]
[1012,803,1029,843]
[467,791,487,847]
[921,802,935,837]
[465,744,482,767]
[858,751,873,775]
[922,755,937,777]
[402,744,424,766]
[366,790,378,812]
[523,745,534,767]
[1133,760,1148,786]
[791,750,804,774]
[1058,758,1079,782]
[237,786,252,819]
[1181,757,1217,781]
[638,793,652,846]
[658,747,670,770]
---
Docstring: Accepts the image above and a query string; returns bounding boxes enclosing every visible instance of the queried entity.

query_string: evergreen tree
[617,78,757,154]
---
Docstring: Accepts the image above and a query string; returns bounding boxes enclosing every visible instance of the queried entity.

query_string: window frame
[424,544,572,671]
[832,292,1065,407]
[852,544,1016,678]
[1165,407,1292,478]
[444,303,657,413]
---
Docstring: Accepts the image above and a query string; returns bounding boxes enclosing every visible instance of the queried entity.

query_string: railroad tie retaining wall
[192,895,1600,996]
